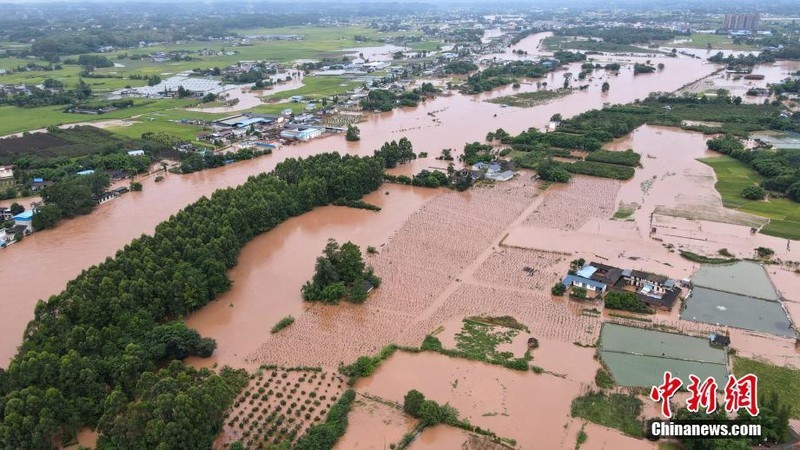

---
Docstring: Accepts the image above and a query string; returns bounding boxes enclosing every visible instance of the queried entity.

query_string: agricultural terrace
[599,323,729,388]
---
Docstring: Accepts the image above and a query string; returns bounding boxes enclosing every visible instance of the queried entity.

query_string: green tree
[345,124,360,141]
[9,203,24,215]
[741,185,765,200]
[31,204,62,230]
[403,389,425,417]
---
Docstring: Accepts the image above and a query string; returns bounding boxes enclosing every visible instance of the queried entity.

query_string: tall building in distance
[723,13,760,31]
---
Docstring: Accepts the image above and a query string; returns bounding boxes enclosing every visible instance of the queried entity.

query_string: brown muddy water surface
[7,31,800,450]
[0,32,723,367]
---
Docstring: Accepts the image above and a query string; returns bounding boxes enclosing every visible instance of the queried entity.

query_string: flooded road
[0,32,722,367]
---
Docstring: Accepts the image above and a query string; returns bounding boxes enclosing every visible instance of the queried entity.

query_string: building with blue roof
[562,275,607,293]
[576,265,598,279]
[13,210,34,232]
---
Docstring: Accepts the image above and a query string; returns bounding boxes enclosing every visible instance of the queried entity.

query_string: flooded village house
[562,262,681,311]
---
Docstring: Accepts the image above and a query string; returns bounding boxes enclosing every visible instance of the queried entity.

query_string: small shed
[709,333,731,347]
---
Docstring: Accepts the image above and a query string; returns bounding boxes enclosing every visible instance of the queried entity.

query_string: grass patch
[699,156,800,240]
[270,315,295,333]
[263,75,362,102]
[733,356,800,419]
[679,250,737,264]
[571,392,644,438]
[0,98,195,137]
[613,202,637,220]
[486,89,572,107]
[594,368,615,389]
[454,319,525,366]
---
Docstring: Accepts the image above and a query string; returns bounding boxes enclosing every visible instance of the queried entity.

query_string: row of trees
[0,153,386,448]
[373,138,416,168]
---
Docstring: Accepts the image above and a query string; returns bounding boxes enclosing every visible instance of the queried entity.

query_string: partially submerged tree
[301,239,381,303]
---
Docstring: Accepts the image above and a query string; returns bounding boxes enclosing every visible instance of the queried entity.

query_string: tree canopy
[0,153,385,448]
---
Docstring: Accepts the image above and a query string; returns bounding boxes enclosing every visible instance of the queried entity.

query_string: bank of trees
[359,84,436,111]
[373,138,416,168]
[443,60,478,74]
[34,172,111,229]
[460,56,584,94]
[97,363,248,449]
[0,153,385,448]
[554,26,679,45]
[301,239,381,303]
[708,51,775,67]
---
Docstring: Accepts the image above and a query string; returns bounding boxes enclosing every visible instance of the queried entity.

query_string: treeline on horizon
[0,153,385,449]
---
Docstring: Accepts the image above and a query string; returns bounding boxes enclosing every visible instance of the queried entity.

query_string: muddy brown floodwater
[184,184,440,369]
[0,33,721,368]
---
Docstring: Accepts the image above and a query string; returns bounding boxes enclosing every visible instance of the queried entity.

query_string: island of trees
[301,239,381,303]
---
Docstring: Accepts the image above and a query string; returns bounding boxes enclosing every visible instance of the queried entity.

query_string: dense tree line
[633,63,656,74]
[443,60,478,75]
[75,55,114,69]
[301,239,381,303]
[373,138,416,168]
[34,172,111,229]
[554,27,680,45]
[0,153,385,448]
[461,141,494,165]
[460,52,584,94]
[293,389,355,450]
[359,85,436,112]
[708,51,776,68]
[97,363,248,449]
[585,149,640,166]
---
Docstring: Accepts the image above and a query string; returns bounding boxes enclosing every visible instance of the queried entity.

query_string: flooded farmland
[3,29,800,450]
[0,32,726,367]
